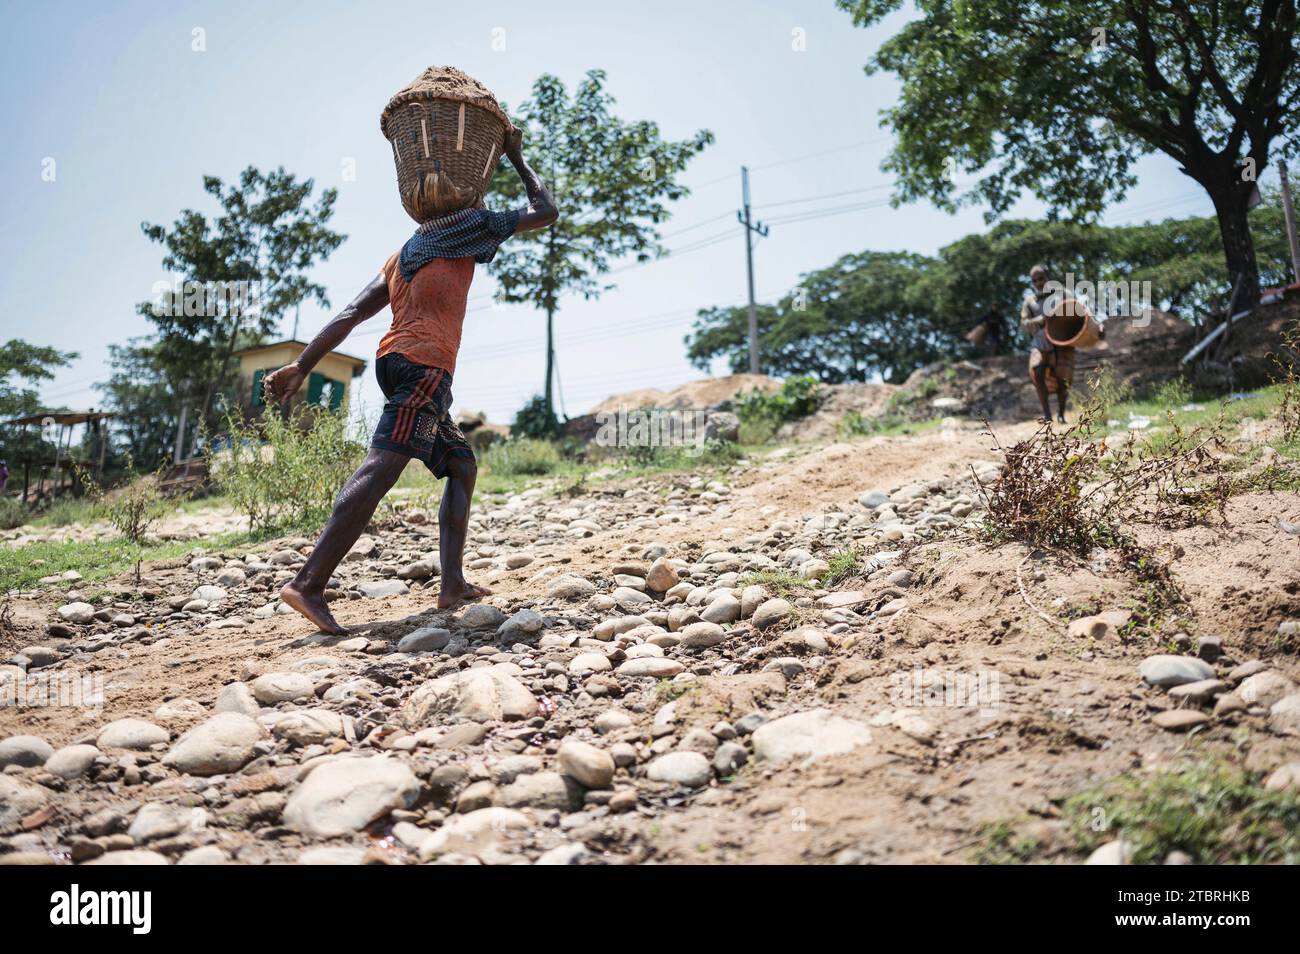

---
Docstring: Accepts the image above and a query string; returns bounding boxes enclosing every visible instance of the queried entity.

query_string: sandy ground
[2,412,1298,865]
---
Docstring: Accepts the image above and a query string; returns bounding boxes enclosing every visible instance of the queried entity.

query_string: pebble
[1067,610,1131,640]
[1151,709,1210,732]
[0,734,54,768]
[701,594,741,624]
[751,709,873,763]
[679,621,726,649]
[557,740,616,789]
[498,608,545,639]
[164,712,264,775]
[616,657,685,678]
[1138,655,1216,687]
[548,575,596,600]
[250,672,315,705]
[0,775,49,827]
[397,627,451,653]
[459,604,507,628]
[1236,671,1296,708]
[56,601,95,624]
[357,580,409,598]
[404,667,539,725]
[214,682,260,716]
[97,718,169,751]
[646,751,712,787]
[44,743,100,779]
[283,756,420,837]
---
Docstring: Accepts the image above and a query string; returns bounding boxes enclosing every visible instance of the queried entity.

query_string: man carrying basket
[263,69,557,635]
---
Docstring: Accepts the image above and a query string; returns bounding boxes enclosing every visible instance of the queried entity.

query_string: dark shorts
[1029,344,1075,385]
[371,353,474,479]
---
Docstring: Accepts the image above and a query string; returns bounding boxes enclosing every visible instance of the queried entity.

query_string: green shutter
[307,372,325,405]
[251,368,266,408]
[328,378,345,411]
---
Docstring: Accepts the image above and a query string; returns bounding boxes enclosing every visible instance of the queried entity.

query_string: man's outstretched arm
[504,128,557,233]
[263,275,390,403]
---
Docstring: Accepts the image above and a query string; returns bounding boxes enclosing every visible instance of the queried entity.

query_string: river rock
[0,735,53,768]
[283,756,419,837]
[44,744,100,779]
[1138,655,1215,688]
[0,775,48,827]
[404,667,538,725]
[646,751,711,787]
[250,671,315,705]
[97,718,168,751]
[557,740,615,789]
[751,709,872,763]
[397,627,451,653]
[548,575,596,600]
[163,712,264,776]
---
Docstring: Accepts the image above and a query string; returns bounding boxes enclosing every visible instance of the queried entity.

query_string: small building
[234,340,367,414]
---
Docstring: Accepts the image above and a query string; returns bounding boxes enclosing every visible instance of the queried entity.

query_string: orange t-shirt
[375,252,476,376]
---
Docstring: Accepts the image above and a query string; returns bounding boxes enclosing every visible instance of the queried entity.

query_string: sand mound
[588,374,779,414]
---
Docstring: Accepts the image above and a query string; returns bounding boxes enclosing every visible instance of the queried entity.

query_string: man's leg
[437,454,491,609]
[1031,365,1052,422]
[1056,379,1069,422]
[280,448,409,633]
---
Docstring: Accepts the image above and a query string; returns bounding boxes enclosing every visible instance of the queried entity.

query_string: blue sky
[0,0,1216,424]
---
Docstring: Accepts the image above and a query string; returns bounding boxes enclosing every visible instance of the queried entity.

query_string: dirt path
[2,418,1298,866]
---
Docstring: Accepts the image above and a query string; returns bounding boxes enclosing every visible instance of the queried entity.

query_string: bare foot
[438,578,492,609]
[279,582,347,635]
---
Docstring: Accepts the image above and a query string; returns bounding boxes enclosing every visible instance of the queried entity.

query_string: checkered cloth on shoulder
[398,207,519,281]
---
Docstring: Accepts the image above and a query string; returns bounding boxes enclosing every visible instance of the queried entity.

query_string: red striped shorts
[371,353,473,478]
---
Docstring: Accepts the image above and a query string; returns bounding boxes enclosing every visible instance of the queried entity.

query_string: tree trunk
[1207,180,1262,311]
[544,305,555,421]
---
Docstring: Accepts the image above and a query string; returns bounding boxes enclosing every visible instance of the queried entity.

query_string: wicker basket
[380,66,513,223]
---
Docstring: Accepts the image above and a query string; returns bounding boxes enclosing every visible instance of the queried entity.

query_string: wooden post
[1279,161,1300,282]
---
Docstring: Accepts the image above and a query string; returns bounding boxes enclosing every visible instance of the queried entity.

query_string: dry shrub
[976,402,1234,555]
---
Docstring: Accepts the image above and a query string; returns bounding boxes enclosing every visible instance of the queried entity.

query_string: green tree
[688,251,946,383]
[837,0,1300,308]
[139,166,346,431]
[95,340,178,470]
[488,70,713,422]
[0,339,77,470]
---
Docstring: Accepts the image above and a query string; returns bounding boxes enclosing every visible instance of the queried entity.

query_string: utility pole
[1279,161,1300,283]
[737,166,769,374]
[173,402,189,463]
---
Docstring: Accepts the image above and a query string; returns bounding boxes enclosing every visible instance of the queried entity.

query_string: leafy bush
[1088,366,1133,419]
[0,497,28,531]
[733,375,824,430]
[78,453,171,544]
[483,438,561,476]
[1150,376,1193,408]
[207,406,364,532]
[512,395,560,440]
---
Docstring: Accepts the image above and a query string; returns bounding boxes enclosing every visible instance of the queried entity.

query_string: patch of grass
[30,498,100,528]
[0,518,316,593]
[0,497,29,531]
[840,407,944,439]
[972,820,1045,865]
[654,679,695,706]
[741,568,809,596]
[1063,758,1300,864]
[822,547,863,587]
[482,437,563,477]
